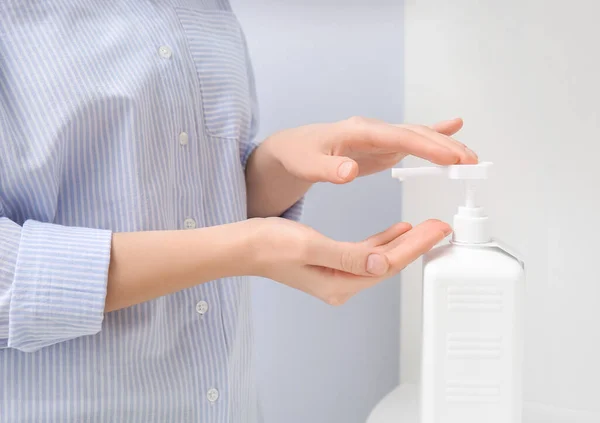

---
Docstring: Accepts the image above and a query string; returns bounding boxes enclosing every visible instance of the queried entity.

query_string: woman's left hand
[261,116,478,184]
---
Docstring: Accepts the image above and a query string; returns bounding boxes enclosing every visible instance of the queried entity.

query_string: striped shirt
[0,1,301,421]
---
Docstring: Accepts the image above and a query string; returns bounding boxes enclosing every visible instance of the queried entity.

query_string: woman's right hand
[246,217,451,305]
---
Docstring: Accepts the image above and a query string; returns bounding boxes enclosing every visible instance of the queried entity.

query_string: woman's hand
[246,117,478,218]
[263,116,476,184]
[246,217,451,305]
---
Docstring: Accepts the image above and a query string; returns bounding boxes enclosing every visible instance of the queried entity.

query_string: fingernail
[444,226,453,236]
[338,162,354,179]
[466,147,479,160]
[367,254,388,276]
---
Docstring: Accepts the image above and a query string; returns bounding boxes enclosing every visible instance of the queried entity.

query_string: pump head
[391,162,493,244]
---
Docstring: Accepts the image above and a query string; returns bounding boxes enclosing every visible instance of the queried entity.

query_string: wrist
[246,139,311,218]
[248,137,286,177]
[235,218,270,277]
[208,219,261,278]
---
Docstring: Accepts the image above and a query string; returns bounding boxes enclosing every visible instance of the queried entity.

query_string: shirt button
[179,131,189,146]
[196,300,209,315]
[158,45,172,59]
[184,218,196,229]
[207,388,219,403]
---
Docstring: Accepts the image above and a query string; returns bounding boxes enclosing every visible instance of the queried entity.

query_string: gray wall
[231,2,404,422]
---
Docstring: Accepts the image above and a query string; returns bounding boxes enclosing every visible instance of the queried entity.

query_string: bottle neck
[452,205,491,244]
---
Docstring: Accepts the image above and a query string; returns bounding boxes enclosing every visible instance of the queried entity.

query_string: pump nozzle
[391,161,492,181]
[391,162,493,244]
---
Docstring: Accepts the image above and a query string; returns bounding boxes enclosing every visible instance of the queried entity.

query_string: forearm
[245,141,311,218]
[1,217,258,351]
[106,220,255,312]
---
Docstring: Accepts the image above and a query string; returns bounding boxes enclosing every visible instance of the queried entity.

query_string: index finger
[404,124,478,164]
[384,219,452,270]
[340,117,461,165]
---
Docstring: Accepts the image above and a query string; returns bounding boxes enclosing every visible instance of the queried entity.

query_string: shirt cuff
[8,220,112,352]
[0,218,20,346]
[242,139,260,171]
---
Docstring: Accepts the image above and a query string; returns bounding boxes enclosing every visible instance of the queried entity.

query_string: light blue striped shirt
[0,1,301,421]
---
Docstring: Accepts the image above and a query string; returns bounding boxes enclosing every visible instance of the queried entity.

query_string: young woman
[0,1,477,421]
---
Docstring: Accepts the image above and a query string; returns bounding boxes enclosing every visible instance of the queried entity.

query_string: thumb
[302,155,358,184]
[309,238,390,276]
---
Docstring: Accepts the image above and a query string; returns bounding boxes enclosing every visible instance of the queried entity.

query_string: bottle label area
[420,272,524,423]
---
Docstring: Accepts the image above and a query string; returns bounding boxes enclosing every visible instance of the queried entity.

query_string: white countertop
[367,384,600,423]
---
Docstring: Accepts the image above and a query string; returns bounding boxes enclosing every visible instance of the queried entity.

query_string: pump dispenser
[392,162,525,423]
[392,161,492,244]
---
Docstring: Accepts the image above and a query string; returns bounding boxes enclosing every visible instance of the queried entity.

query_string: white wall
[231,2,405,423]
[402,0,600,417]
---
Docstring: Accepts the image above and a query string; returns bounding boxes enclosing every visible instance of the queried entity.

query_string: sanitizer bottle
[392,162,525,423]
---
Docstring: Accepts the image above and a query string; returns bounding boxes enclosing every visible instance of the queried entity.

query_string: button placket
[152,21,237,415]
[156,41,198,229]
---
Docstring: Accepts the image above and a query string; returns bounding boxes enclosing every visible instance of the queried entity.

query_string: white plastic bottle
[392,162,525,423]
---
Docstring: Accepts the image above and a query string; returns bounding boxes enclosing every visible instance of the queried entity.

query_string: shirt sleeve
[0,217,112,353]
[239,29,304,222]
